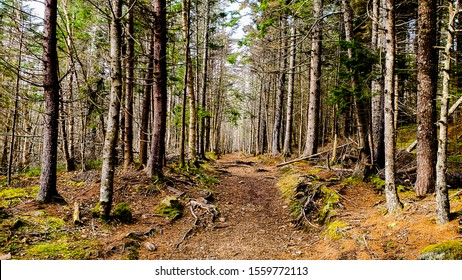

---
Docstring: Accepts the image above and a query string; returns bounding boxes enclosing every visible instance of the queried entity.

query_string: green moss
[155,196,183,220]
[112,202,132,223]
[25,239,101,260]
[318,186,340,223]
[342,176,362,187]
[206,151,218,161]
[370,175,385,192]
[0,185,39,207]
[324,220,349,240]
[278,174,299,200]
[420,240,462,260]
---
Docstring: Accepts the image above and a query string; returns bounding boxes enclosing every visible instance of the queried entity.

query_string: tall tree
[282,23,296,157]
[383,0,402,213]
[124,0,135,168]
[303,0,322,157]
[139,31,154,166]
[145,0,168,178]
[435,0,459,224]
[370,0,384,167]
[36,0,61,202]
[415,0,438,196]
[271,16,287,156]
[97,0,123,218]
[199,0,210,160]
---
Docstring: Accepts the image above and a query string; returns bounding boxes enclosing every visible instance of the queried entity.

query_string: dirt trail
[150,154,311,259]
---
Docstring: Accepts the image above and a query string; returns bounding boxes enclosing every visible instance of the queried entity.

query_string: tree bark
[145,0,168,178]
[303,0,322,157]
[435,0,459,224]
[124,0,135,169]
[199,0,210,160]
[37,0,61,202]
[371,0,385,168]
[282,24,297,157]
[383,0,402,213]
[98,0,123,218]
[139,32,154,166]
[271,17,287,156]
[415,0,438,196]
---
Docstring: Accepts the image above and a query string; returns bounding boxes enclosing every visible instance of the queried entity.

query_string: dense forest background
[0,0,462,228]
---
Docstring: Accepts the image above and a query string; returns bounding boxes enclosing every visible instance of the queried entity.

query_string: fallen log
[276,142,354,167]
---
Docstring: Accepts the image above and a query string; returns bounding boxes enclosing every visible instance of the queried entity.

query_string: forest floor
[1,153,462,260]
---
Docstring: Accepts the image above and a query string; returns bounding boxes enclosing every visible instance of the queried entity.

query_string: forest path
[152,153,312,259]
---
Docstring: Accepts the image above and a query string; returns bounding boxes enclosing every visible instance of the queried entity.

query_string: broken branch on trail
[276,142,354,167]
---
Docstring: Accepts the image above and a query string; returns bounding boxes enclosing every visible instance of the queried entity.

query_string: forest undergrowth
[1,126,462,260]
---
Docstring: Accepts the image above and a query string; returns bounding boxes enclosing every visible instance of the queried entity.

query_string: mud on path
[150,154,312,259]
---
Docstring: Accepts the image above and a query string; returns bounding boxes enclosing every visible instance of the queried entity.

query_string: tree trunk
[415,0,438,196]
[371,0,385,168]
[98,0,123,218]
[37,0,61,202]
[383,0,402,213]
[139,32,154,166]
[199,0,210,160]
[282,24,296,157]
[184,0,197,165]
[303,0,322,157]
[271,17,287,156]
[145,0,168,178]
[435,0,459,224]
[124,0,135,169]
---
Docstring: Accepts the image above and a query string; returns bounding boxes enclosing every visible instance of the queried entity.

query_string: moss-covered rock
[113,202,133,223]
[324,220,349,240]
[420,240,462,260]
[155,196,183,220]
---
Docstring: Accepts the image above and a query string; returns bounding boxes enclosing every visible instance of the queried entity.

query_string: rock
[219,217,226,223]
[0,253,12,260]
[239,181,244,184]
[144,242,157,252]
[155,196,184,220]
[144,228,156,236]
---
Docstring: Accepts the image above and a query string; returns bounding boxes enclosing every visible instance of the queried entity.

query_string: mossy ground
[420,240,462,260]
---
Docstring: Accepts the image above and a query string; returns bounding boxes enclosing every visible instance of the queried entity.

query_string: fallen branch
[175,205,199,249]
[277,142,354,167]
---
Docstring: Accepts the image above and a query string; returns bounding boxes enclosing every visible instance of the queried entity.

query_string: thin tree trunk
[384,0,402,213]
[304,0,322,157]
[371,0,385,167]
[271,17,287,156]
[7,6,24,184]
[435,0,459,224]
[184,0,197,165]
[282,24,296,157]
[145,0,168,178]
[139,32,154,166]
[37,0,61,202]
[124,0,135,168]
[415,0,438,196]
[199,0,210,160]
[98,0,123,217]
